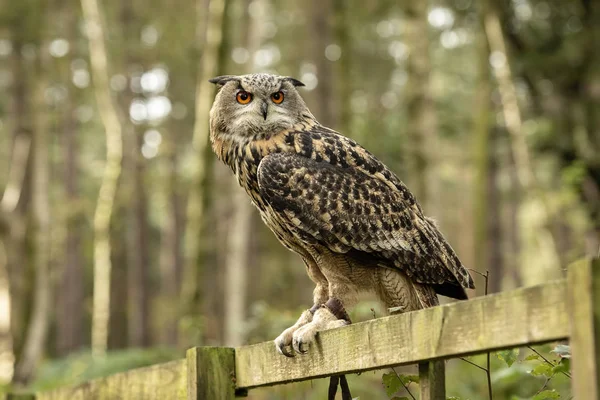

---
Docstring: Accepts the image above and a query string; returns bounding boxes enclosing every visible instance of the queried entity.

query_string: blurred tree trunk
[56,67,85,355]
[583,173,600,254]
[333,0,351,135]
[223,0,260,347]
[223,190,252,347]
[0,86,32,384]
[487,128,503,293]
[308,0,336,128]
[207,0,234,345]
[3,14,34,373]
[483,8,532,195]
[0,243,13,383]
[107,0,135,350]
[120,0,151,348]
[472,16,493,295]
[155,0,194,348]
[56,0,85,356]
[403,1,437,212]
[180,0,227,346]
[81,0,124,357]
[582,1,600,254]
[506,147,523,288]
[484,4,560,278]
[158,137,184,346]
[13,52,51,385]
[497,0,599,260]
[108,213,129,349]
[128,129,151,347]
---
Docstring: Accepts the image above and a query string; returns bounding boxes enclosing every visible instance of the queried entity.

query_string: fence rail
[234,279,568,388]
[5,258,599,400]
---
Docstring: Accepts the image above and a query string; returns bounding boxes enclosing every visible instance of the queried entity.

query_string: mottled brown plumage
[209,73,474,356]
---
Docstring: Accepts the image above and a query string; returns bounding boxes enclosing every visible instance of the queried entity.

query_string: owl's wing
[257,152,474,299]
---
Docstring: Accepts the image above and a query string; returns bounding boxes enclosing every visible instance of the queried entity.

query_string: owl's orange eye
[271,91,284,104]
[236,91,252,104]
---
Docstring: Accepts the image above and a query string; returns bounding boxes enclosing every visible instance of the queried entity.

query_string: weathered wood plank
[235,280,568,389]
[186,347,235,400]
[419,361,445,400]
[35,359,186,400]
[568,258,600,399]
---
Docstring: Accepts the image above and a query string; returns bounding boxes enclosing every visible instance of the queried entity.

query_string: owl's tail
[423,218,476,299]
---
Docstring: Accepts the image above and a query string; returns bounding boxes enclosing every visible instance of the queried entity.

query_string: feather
[256,125,474,299]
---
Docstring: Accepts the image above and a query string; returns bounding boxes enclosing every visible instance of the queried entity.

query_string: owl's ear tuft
[208,75,239,86]
[283,77,305,87]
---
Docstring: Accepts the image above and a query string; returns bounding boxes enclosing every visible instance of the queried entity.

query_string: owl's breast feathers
[214,123,475,299]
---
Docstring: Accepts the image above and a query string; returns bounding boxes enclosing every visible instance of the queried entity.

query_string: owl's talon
[292,337,308,354]
[274,336,295,358]
[277,343,294,357]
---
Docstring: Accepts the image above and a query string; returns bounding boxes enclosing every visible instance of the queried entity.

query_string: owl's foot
[274,298,351,356]
[274,308,315,357]
[292,306,348,354]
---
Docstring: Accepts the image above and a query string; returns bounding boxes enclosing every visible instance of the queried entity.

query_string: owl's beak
[261,102,268,120]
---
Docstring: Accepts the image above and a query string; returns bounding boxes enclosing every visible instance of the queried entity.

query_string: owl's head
[209,73,314,142]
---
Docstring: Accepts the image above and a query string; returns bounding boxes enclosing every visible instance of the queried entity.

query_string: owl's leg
[292,297,350,354]
[291,255,360,354]
[377,268,439,312]
[274,281,328,357]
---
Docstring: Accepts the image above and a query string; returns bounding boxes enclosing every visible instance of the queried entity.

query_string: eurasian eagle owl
[208,73,474,357]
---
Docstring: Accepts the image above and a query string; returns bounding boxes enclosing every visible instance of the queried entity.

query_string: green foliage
[530,363,553,377]
[28,348,181,391]
[382,372,403,397]
[497,349,520,367]
[525,354,540,361]
[0,383,9,395]
[381,372,418,398]
[532,390,560,400]
[551,359,570,375]
[561,161,587,188]
[429,345,572,400]
[400,375,419,385]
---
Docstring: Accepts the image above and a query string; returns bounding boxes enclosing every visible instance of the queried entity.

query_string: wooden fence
[4,258,599,399]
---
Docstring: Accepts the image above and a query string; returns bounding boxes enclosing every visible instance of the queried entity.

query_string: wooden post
[568,258,600,398]
[390,306,446,400]
[418,361,445,400]
[186,347,236,400]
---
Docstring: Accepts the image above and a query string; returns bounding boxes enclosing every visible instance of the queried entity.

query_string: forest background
[0,0,598,398]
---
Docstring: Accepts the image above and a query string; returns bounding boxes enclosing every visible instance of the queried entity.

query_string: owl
[209,73,474,357]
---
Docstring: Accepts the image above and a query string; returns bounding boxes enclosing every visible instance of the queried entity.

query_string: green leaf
[530,363,553,377]
[552,358,570,374]
[446,397,463,400]
[382,372,402,397]
[551,344,571,359]
[496,349,519,367]
[525,354,540,361]
[532,389,560,400]
[399,374,419,385]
